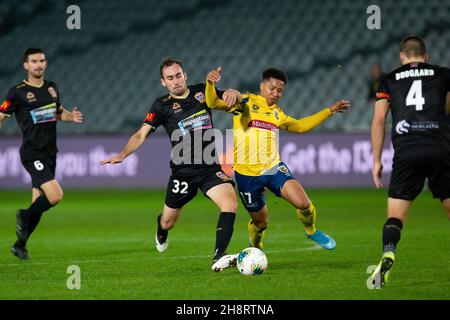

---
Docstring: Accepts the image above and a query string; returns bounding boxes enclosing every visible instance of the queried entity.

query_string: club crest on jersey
[216,171,231,182]
[48,87,58,98]
[195,92,205,104]
[26,92,37,103]
[274,109,279,120]
[0,100,11,111]
[144,113,155,122]
[252,105,260,113]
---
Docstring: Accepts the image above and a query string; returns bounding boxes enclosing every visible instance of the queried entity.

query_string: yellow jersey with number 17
[205,81,332,176]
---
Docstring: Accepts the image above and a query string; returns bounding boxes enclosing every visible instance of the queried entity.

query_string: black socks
[20,194,53,245]
[214,212,236,259]
[156,214,168,244]
[382,217,403,253]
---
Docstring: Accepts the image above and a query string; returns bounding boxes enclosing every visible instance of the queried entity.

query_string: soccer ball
[236,247,268,275]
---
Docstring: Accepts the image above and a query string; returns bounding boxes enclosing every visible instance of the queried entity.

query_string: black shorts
[22,157,56,189]
[165,168,235,209]
[388,144,450,201]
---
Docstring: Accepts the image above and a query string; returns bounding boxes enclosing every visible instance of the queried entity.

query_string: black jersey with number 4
[377,62,450,149]
[0,80,62,161]
[143,83,224,175]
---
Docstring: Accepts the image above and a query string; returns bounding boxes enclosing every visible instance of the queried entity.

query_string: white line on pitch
[0,245,322,267]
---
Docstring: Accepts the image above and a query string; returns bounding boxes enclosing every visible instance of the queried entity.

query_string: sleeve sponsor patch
[144,113,156,122]
[0,100,11,112]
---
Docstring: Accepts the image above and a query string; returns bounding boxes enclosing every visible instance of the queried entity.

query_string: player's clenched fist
[207,67,222,84]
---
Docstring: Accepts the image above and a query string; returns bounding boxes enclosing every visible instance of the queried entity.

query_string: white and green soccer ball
[236,247,268,275]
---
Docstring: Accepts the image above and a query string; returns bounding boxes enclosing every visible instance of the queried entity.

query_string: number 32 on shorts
[172,180,188,194]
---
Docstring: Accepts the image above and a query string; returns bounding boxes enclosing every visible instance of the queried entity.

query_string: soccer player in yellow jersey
[205,67,350,250]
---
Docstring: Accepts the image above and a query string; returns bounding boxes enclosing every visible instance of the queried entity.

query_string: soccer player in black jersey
[100,59,239,271]
[368,36,450,288]
[0,48,83,260]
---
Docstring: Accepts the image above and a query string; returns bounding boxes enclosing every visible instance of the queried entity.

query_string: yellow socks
[248,220,265,250]
[296,203,317,235]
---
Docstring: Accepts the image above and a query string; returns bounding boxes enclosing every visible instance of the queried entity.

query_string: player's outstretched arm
[371,99,390,188]
[100,124,152,165]
[205,67,243,112]
[58,106,83,123]
[283,100,351,133]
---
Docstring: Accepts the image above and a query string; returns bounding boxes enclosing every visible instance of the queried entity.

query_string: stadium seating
[0,0,449,135]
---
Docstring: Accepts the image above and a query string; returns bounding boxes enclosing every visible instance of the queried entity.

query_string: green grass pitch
[0,188,449,300]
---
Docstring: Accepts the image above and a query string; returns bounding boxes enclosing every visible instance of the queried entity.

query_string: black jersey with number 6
[0,81,62,161]
[377,62,450,149]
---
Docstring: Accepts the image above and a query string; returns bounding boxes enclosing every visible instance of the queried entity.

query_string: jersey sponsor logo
[248,119,279,131]
[194,92,205,104]
[144,113,156,122]
[30,103,58,124]
[412,122,440,130]
[177,109,212,135]
[26,92,37,103]
[395,69,434,81]
[395,120,410,135]
[216,171,232,182]
[48,87,58,98]
[0,100,11,111]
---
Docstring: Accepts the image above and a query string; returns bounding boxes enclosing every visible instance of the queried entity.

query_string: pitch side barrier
[0,132,393,189]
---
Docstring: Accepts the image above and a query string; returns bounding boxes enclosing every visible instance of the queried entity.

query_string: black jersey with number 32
[0,80,62,161]
[377,62,450,148]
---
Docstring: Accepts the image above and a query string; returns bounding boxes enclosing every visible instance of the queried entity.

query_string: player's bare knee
[220,198,238,213]
[296,198,311,211]
[254,219,268,230]
[441,199,450,219]
[48,193,63,205]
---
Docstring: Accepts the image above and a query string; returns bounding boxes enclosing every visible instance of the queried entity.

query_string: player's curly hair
[262,68,288,84]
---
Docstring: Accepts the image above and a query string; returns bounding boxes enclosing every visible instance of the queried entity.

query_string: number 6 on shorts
[34,160,44,171]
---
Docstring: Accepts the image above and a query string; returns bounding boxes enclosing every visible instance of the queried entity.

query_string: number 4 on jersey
[406,80,425,111]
